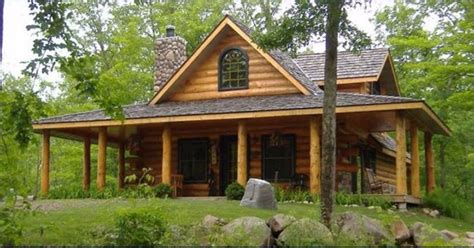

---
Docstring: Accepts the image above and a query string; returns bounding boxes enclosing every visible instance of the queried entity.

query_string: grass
[14,198,474,245]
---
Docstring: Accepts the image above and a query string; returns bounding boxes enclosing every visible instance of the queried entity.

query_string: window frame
[178,138,209,184]
[218,47,249,91]
[261,134,296,182]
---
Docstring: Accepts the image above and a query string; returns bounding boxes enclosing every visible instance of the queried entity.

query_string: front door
[219,135,238,195]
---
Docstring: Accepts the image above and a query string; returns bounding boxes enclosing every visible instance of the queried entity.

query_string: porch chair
[364,168,388,194]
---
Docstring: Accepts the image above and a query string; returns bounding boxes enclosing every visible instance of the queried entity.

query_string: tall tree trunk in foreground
[321,0,343,229]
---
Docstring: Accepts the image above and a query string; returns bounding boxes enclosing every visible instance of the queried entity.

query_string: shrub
[154,184,173,198]
[225,182,245,200]
[335,192,391,209]
[0,192,23,246]
[423,189,473,219]
[274,186,319,204]
[115,207,166,246]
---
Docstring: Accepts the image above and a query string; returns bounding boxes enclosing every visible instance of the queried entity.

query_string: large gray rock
[219,217,271,246]
[391,219,410,243]
[267,214,296,236]
[202,215,226,229]
[278,218,334,246]
[335,212,394,246]
[240,178,277,210]
[411,222,450,246]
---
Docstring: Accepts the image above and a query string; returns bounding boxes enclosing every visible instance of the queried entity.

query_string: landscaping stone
[411,222,450,246]
[335,212,393,246]
[422,208,431,215]
[240,178,277,210]
[429,209,440,218]
[391,219,410,243]
[202,215,226,229]
[440,229,459,240]
[221,216,271,246]
[27,195,36,201]
[267,214,296,236]
[466,232,474,239]
[278,218,334,246]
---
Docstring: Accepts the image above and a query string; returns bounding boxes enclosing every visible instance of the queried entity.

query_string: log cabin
[32,16,449,204]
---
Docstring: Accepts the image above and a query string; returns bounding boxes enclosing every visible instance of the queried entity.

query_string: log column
[97,127,107,191]
[309,117,321,194]
[83,137,91,191]
[425,132,435,194]
[410,123,420,197]
[395,112,407,195]
[118,142,125,189]
[237,121,248,186]
[162,126,172,185]
[41,130,50,196]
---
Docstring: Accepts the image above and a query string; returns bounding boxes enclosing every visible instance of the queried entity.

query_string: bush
[274,186,319,204]
[0,192,23,246]
[154,184,173,198]
[225,182,245,200]
[423,189,473,219]
[115,207,167,246]
[335,192,391,209]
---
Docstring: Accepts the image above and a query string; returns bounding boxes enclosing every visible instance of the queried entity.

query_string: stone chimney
[154,25,187,92]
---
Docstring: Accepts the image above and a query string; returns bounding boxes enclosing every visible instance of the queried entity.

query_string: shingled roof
[36,93,418,124]
[294,48,388,81]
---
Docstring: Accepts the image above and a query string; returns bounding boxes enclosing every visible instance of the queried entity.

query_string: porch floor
[366,194,422,205]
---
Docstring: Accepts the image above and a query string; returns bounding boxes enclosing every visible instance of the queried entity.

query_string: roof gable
[148,16,317,105]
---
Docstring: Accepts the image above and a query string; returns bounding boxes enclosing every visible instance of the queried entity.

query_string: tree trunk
[320,0,343,229]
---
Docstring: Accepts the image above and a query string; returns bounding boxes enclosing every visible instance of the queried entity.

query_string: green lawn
[15,198,474,245]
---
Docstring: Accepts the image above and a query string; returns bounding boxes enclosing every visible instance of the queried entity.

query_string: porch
[36,107,438,202]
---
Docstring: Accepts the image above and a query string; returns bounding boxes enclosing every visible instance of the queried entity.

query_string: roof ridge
[295,48,389,57]
[336,92,418,101]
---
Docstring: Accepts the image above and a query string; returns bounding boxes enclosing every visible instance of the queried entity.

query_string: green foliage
[335,192,392,209]
[224,182,245,200]
[274,187,319,204]
[114,207,166,246]
[423,189,473,219]
[154,184,172,199]
[0,192,24,246]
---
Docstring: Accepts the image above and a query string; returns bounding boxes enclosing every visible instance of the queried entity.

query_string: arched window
[219,48,249,90]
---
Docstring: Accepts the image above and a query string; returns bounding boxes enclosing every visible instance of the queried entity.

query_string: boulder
[391,219,410,243]
[240,178,277,210]
[429,209,440,218]
[440,229,459,240]
[202,215,226,229]
[466,232,474,239]
[220,217,271,246]
[411,222,450,246]
[422,208,431,215]
[278,218,334,246]
[335,212,393,246]
[267,214,296,236]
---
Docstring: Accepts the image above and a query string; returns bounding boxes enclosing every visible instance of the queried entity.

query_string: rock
[440,229,459,240]
[422,208,431,215]
[202,215,225,229]
[429,209,440,218]
[391,219,410,243]
[220,217,271,246]
[278,218,334,246]
[467,232,474,239]
[411,222,450,246]
[27,195,36,201]
[240,178,277,210]
[267,214,296,236]
[335,212,393,246]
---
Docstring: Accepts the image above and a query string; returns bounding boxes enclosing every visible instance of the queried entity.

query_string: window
[370,81,381,95]
[261,134,296,181]
[178,138,209,183]
[219,48,248,90]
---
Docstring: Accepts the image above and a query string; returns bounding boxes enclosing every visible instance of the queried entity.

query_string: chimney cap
[166,25,175,37]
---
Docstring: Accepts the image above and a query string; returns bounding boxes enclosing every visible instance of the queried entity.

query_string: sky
[1,0,394,81]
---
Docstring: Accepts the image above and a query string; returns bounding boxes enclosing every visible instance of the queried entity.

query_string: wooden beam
[425,132,435,194]
[97,127,107,191]
[410,123,420,197]
[237,121,248,186]
[395,112,407,195]
[309,117,321,194]
[118,142,125,189]
[83,137,91,191]
[315,76,378,85]
[41,130,50,196]
[162,126,172,185]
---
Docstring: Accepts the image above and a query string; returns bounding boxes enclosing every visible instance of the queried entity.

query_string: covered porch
[34,99,446,203]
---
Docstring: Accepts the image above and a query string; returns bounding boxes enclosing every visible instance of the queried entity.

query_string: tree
[254,0,371,228]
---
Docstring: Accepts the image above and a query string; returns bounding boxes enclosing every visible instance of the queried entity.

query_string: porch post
[237,121,248,186]
[118,142,125,189]
[83,137,91,191]
[410,123,420,197]
[162,126,172,185]
[97,127,107,191]
[309,117,321,194]
[395,112,407,195]
[41,130,50,196]
[425,132,435,194]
